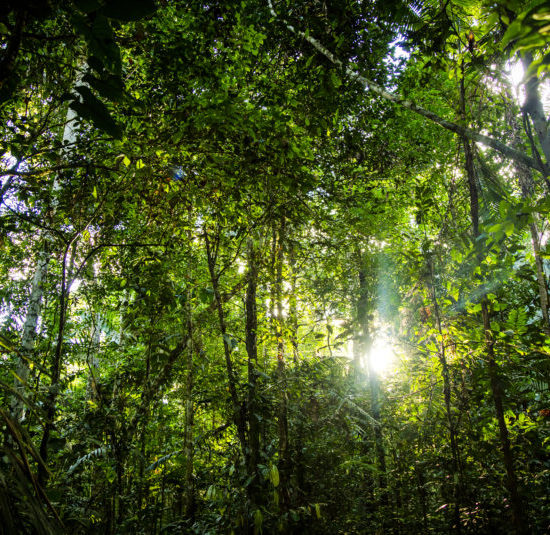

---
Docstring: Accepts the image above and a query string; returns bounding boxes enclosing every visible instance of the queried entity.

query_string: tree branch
[267,0,546,175]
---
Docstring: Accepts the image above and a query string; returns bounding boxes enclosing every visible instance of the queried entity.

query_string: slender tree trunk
[326,320,333,358]
[274,219,291,515]
[366,357,386,493]
[365,337,388,521]
[460,77,528,535]
[355,261,374,512]
[521,52,550,169]
[86,312,102,402]
[11,247,49,422]
[136,334,154,517]
[204,232,248,461]
[112,392,128,528]
[86,253,104,402]
[182,279,195,520]
[25,67,85,475]
[529,223,550,335]
[481,299,526,533]
[415,461,429,535]
[504,86,550,335]
[355,256,369,374]
[245,238,262,517]
[39,238,75,485]
[288,242,299,363]
[356,256,388,527]
[427,258,462,533]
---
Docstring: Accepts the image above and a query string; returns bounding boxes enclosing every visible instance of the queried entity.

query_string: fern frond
[67,446,109,474]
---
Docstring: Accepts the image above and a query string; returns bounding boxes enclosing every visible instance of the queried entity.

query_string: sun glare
[508,60,524,88]
[369,336,396,375]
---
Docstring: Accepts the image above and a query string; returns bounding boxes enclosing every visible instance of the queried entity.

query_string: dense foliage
[1,0,549,534]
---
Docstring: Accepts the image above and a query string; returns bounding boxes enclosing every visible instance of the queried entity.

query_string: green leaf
[270,464,279,487]
[507,308,528,335]
[503,221,515,237]
[253,509,263,531]
[146,451,181,471]
[68,446,109,474]
[73,14,121,74]
[501,20,527,48]
[223,333,238,350]
[315,503,321,519]
[516,32,547,51]
[71,85,122,138]
[532,9,550,22]
[198,288,214,304]
[0,334,15,352]
[82,72,124,101]
[330,71,342,88]
[206,485,216,500]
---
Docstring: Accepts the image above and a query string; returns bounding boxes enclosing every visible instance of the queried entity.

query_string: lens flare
[369,337,395,375]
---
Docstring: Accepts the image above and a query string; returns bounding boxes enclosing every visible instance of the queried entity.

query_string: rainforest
[1,0,550,534]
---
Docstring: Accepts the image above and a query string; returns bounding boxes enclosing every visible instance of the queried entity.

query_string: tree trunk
[427,258,462,533]
[39,238,75,485]
[415,461,429,535]
[529,223,550,335]
[137,335,153,516]
[355,254,369,374]
[522,52,550,169]
[86,312,102,402]
[503,85,550,335]
[357,255,388,526]
[205,232,248,461]
[24,67,85,474]
[461,76,528,535]
[182,278,195,520]
[11,247,49,422]
[274,219,291,515]
[481,299,527,535]
[244,238,263,522]
[288,242,299,363]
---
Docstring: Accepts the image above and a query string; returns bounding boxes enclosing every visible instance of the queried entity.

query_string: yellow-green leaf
[253,509,263,531]
[270,465,279,487]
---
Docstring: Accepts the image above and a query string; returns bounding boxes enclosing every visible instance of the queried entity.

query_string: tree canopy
[1,1,550,534]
